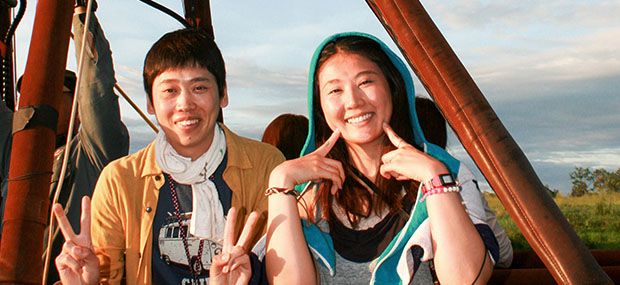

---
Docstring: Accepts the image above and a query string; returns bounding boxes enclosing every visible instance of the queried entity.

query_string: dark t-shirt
[152,153,231,284]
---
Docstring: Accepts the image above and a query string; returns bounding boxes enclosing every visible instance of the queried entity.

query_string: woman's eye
[327,88,342,95]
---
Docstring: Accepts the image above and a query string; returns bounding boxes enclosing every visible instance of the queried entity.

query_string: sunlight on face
[149,67,228,160]
[318,52,392,148]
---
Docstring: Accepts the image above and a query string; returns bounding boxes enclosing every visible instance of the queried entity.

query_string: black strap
[347,166,412,219]
[12,104,58,134]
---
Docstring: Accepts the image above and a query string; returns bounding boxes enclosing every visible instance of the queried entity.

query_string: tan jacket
[91,124,284,284]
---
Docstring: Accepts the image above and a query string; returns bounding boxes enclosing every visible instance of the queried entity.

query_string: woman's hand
[209,207,259,285]
[379,123,448,182]
[54,196,99,285]
[268,129,345,194]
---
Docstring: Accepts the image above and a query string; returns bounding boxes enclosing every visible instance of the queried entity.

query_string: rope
[42,1,96,283]
[114,83,159,133]
[137,0,190,28]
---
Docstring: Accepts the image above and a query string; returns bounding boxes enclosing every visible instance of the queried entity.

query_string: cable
[3,0,25,44]
[1,0,26,110]
[471,248,488,285]
[114,83,158,133]
[137,0,190,28]
[42,1,96,283]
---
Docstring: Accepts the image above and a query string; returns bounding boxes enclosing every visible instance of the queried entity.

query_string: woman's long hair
[312,36,420,227]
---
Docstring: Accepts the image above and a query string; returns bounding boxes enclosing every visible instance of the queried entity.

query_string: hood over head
[300,31,459,175]
[297,32,465,283]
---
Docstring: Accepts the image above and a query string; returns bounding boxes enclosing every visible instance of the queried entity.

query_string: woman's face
[318,52,392,147]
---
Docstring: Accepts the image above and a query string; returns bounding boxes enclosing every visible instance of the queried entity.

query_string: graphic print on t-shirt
[158,211,223,272]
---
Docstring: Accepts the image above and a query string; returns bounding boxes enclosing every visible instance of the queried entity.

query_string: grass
[483,191,620,250]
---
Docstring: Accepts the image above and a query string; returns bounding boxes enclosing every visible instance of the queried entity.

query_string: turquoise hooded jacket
[298,32,462,284]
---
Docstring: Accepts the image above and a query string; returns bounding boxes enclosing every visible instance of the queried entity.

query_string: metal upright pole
[182,0,213,37]
[1,3,15,110]
[0,0,73,283]
[365,0,611,283]
[182,0,223,122]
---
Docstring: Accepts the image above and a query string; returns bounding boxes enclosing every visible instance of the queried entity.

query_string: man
[54,28,284,284]
[0,3,129,283]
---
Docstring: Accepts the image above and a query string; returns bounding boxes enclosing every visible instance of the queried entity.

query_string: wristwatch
[422,173,457,192]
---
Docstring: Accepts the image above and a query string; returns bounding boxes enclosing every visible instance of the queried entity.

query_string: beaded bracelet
[420,185,461,201]
[264,187,299,198]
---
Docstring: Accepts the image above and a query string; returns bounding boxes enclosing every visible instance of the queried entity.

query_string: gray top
[313,201,434,284]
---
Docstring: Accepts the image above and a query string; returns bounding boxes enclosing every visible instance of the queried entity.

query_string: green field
[484,192,620,250]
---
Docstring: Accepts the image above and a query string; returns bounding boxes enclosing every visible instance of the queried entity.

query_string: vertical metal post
[182,0,214,37]
[1,4,14,110]
[0,0,73,283]
[182,0,222,122]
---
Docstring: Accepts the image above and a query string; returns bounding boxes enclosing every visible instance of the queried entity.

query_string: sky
[12,0,620,194]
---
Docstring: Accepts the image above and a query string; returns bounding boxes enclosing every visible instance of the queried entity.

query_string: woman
[265,32,502,284]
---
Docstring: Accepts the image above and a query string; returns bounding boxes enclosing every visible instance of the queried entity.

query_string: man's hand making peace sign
[54,199,260,285]
[53,197,99,285]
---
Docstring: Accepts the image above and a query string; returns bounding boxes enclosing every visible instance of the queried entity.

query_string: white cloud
[531,148,620,169]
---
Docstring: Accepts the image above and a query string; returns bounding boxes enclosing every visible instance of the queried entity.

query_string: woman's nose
[344,86,365,109]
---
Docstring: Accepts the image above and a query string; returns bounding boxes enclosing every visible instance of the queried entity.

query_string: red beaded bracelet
[420,185,461,201]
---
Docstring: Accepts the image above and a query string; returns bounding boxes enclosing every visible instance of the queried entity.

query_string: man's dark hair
[143,28,226,103]
[16,70,77,96]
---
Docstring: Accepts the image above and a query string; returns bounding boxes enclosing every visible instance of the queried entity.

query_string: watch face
[439,174,455,185]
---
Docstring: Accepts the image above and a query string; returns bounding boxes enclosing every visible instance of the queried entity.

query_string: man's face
[148,67,228,160]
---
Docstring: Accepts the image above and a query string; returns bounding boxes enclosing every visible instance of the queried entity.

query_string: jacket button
[146,207,152,213]
[155,175,161,181]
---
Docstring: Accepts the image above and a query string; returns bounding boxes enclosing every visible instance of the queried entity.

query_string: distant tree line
[569,167,620,197]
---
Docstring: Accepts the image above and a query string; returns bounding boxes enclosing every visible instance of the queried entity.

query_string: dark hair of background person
[16,70,77,96]
[311,35,419,227]
[261,113,309,160]
[415,97,447,149]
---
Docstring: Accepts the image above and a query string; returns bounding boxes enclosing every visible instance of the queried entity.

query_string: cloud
[415,2,620,104]
[428,1,620,31]
[531,148,620,169]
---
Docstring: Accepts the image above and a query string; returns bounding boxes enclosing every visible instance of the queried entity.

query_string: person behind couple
[261,113,308,160]
[55,28,284,284]
[266,33,501,284]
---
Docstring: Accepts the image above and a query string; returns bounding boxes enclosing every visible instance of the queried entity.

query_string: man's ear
[147,97,155,114]
[220,86,229,108]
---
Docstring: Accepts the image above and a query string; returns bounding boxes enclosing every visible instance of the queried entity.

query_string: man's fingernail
[222,253,229,262]
[223,266,229,273]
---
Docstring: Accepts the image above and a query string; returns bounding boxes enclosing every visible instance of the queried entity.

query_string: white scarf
[154,125,227,241]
